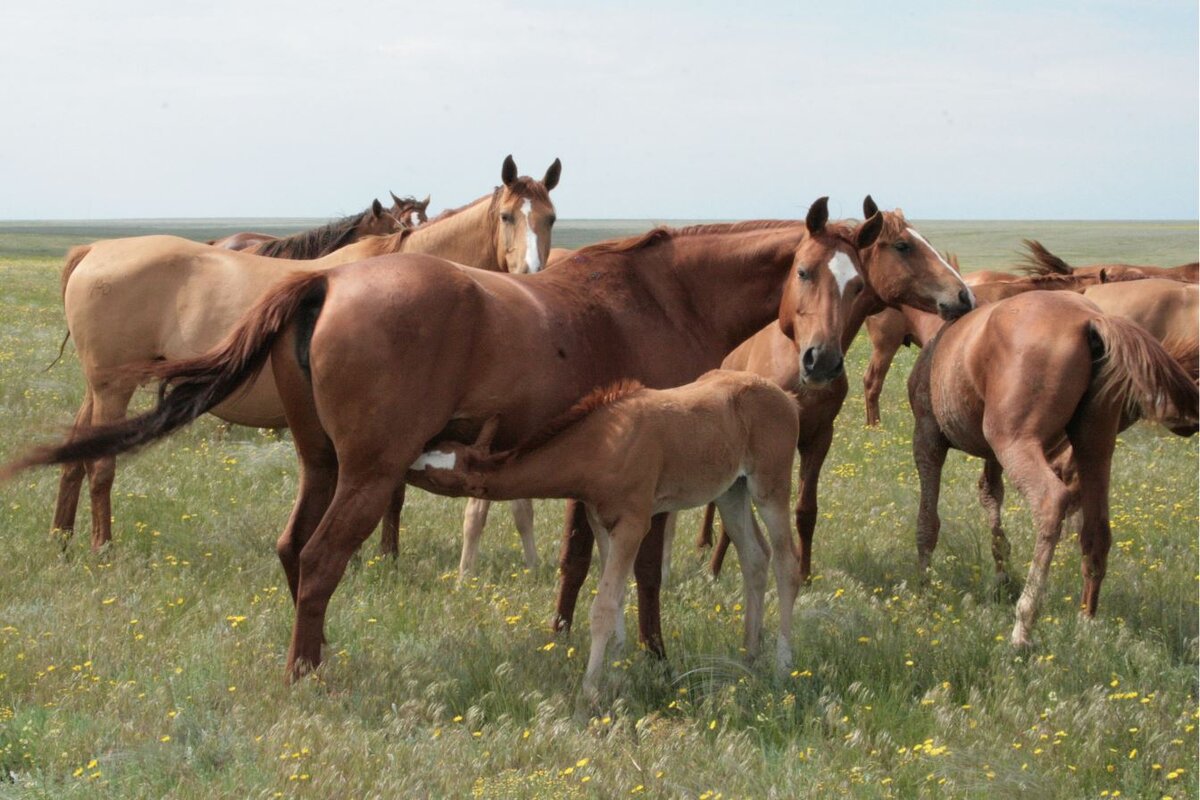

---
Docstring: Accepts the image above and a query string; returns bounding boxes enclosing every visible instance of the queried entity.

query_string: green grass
[0,222,1196,798]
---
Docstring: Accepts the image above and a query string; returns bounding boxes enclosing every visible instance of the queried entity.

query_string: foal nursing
[419,371,801,696]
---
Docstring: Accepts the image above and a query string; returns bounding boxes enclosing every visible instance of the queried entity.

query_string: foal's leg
[713,480,770,661]
[509,499,539,569]
[794,422,834,584]
[378,484,405,558]
[84,381,137,550]
[997,440,1072,648]
[50,388,94,546]
[583,514,647,701]
[586,508,624,649]
[553,500,593,632]
[1066,410,1119,618]
[977,457,1014,593]
[912,415,950,575]
[756,492,800,672]
[458,498,493,581]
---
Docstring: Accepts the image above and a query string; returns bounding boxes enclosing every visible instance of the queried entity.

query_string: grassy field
[0,220,1196,798]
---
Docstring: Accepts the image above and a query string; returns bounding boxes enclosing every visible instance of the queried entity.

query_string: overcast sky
[2,1,1196,220]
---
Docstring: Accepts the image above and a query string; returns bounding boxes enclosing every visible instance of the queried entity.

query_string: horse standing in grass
[1020,239,1199,283]
[7,196,982,681]
[418,372,803,697]
[52,155,560,551]
[906,291,1197,646]
[208,194,428,254]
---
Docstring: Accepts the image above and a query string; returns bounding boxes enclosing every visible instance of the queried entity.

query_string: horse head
[493,154,561,274]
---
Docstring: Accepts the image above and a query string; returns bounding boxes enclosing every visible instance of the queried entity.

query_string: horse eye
[500,212,515,224]
[547,214,557,225]
[894,240,911,253]
[796,268,811,282]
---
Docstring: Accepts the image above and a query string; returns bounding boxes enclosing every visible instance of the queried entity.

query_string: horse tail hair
[1161,336,1200,382]
[44,245,93,370]
[2,271,329,481]
[1019,239,1072,276]
[1086,315,1199,430]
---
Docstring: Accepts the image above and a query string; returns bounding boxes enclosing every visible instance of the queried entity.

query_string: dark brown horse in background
[5,197,981,681]
[207,196,424,256]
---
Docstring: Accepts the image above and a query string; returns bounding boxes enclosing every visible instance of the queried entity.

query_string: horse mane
[1019,240,1073,276]
[254,209,371,259]
[481,379,646,465]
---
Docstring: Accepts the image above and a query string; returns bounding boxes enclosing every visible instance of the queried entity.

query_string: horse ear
[543,158,562,191]
[856,212,883,249]
[419,194,431,210]
[805,196,829,235]
[372,198,384,217]
[501,155,518,187]
[863,195,879,219]
[389,191,403,207]
[1099,267,1109,283]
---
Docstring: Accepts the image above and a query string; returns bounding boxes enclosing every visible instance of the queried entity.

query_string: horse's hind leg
[50,388,94,546]
[996,440,1072,647]
[660,511,676,584]
[714,480,770,661]
[632,513,668,657]
[912,414,950,575]
[750,477,800,673]
[84,382,136,551]
[510,499,538,569]
[458,498,493,581]
[977,457,1015,597]
[1066,408,1119,618]
[552,500,594,632]
[864,326,902,427]
[378,484,405,558]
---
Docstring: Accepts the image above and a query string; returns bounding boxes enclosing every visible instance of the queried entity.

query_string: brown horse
[558,198,979,635]
[907,291,1197,646]
[207,196,423,255]
[417,371,802,697]
[1020,239,1199,283]
[51,155,560,550]
[6,198,979,682]
[1083,279,1199,379]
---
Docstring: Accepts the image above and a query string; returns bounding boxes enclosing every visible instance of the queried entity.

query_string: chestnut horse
[7,198,979,681]
[1020,239,1199,283]
[417,372,802,698]
[907,291,1197,646]
[208,194,428,255]
[51,155,560,550]
[1083,279,1199,379]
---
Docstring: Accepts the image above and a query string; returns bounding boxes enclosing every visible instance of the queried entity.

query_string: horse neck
[626,226,805,354]
[472,435,594,502]
[399,195,502,269]
[898,305,945,346]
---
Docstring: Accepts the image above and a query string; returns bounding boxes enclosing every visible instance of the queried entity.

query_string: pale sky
[2,1,1196,220]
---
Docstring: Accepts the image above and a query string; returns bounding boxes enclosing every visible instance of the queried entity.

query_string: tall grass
[0,221,1196,798]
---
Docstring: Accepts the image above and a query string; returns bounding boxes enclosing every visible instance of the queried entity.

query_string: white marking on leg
[827,250,859,296]
[523,199,541,273]
[906,226,973,301]
[409,450,456,471]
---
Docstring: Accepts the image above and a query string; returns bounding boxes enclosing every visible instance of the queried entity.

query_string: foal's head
[777,197,872,385]
[493,154,562,274]
[857,196,975,320]
[355,199,409,238]
[389,192,431,228]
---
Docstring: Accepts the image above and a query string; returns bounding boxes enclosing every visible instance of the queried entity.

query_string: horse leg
[996,440,1072,648]
[755,490,800,673]
[583,513,646,701]
[510,499,538,569]
[977,457,1016,598]
[378,484,405,558]
[713,480,770,662]
[660,511,677,584]
[287,471,396,680]
[458,498,492,581]
[912,415,950,576]
[1066,410,1119,618]
[552,500,593,632]
[863,329,901,427]
[695,502,716,550]
[586,507,624,649]
[794,422,834,584]
[84,382,137,551]
[50,388,94,546]
[633,513,668,657]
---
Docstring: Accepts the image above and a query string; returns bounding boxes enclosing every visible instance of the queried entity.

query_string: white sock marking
[410,451,456,471]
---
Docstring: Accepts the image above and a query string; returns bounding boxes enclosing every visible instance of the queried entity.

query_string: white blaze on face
[906,226,974,304]
[522,199,542,273]
[409,450,456,471]
[827,251,859,296]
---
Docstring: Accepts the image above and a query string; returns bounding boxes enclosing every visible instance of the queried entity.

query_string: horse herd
[3,156,1197,699]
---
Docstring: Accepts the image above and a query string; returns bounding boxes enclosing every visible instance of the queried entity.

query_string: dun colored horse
[51,155,560,550]
[907,291,1198,646]
[7,197,980,682]
[207,195,428,255]
[417,372,802,697]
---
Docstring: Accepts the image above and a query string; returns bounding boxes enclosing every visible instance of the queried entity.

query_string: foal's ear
[543,158,562,191]
[863,195,879,219]
[371,198,384,217]
[856,211,884,249]
[501,155,518,187]
[805,196,829,235]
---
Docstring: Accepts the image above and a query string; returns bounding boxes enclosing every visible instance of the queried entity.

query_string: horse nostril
[832,355,845,376]
[801,347,817,374]
[958,288,973,308]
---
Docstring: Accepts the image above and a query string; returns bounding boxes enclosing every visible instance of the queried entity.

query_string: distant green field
[0,220,1195,798]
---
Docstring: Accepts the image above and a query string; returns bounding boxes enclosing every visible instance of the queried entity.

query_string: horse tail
[2,271,329,480]
[1019,239,1072,276]
[44,245,93,370]
[1161,336,1200,382]
[1086,315,1199,430]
